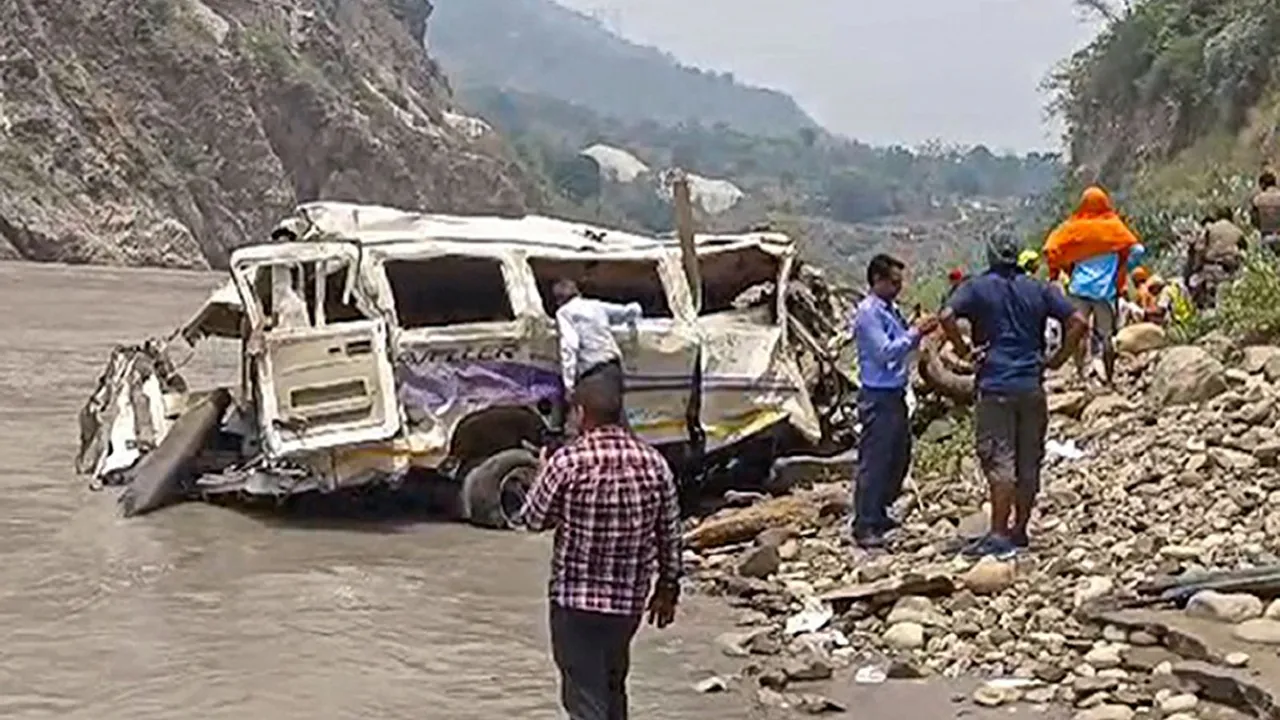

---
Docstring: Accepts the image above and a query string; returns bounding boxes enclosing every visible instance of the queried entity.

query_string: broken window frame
[377,251,521,332]
[694,243,790,328]
[526,254,678,320]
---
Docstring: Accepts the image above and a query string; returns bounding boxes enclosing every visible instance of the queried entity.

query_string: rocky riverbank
[681,331,1280,719]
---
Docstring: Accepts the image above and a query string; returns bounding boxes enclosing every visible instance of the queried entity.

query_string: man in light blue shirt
[848,254,937,548]
[1066,244,1145,385]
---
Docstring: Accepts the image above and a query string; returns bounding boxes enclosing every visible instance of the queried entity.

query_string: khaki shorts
[1069,295,1116,341]
[976,390,1049,497]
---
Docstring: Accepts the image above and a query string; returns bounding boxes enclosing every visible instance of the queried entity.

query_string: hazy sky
[554,0,1103,152]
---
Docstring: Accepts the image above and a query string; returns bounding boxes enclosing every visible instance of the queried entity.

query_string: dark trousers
[854,387,911,536]
[550,604,642,720]
[551,359,626,440]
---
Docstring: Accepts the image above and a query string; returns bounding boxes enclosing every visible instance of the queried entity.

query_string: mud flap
[119,388,232,518]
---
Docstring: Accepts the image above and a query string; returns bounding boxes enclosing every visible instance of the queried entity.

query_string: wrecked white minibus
[76,202,851,528]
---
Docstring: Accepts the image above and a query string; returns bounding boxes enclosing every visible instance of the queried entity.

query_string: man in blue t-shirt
[941,231,1088,558]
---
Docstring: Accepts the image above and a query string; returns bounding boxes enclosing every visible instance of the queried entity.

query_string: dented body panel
[78,202,828,504]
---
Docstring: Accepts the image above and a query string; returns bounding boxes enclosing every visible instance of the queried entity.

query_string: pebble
[882,622,925,651]
[1083,646,1123,670]
[1224,652,1250,668]
[1128,631,1158,646]
[886,596,947,628]
[1158,694,1198,713]
[1073,705,1135,720]
[1075,576,1115,608]
[960,557,1015,595]
[737,545,782,579]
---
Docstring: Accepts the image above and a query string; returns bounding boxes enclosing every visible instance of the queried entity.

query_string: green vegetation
[1217,251,1280,342]
[1047,0,1280,257]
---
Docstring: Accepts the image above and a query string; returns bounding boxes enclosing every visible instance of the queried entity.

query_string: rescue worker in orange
[1044,186,1142,386]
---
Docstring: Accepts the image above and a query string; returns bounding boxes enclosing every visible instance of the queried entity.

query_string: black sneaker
[961,534,1018,560]
[1011,528,1030,548]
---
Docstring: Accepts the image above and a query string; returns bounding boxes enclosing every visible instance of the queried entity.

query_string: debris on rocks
[683,336,1280,717]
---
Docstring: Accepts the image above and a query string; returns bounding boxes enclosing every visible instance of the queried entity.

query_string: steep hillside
[426,0,817,136]
[0,0,535,269]
[1050,0,1280,229]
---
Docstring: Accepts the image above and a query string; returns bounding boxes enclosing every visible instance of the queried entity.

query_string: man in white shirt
[552,279,641,437]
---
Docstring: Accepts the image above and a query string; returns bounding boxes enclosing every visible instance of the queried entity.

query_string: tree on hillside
[551,154,602,202]
[1073,0,1132,22]
[825,171,898,223]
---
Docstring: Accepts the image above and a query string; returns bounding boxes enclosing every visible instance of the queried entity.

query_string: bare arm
[1049,311,1088,369]
[939,308,972,361]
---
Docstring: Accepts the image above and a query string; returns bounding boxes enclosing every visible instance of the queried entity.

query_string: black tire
[460,448,538,529]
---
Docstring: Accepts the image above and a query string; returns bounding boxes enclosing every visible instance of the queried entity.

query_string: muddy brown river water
[0,261,1051,720]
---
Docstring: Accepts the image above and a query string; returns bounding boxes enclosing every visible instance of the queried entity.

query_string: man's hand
[915,314,940,335]
[646,585,677,629]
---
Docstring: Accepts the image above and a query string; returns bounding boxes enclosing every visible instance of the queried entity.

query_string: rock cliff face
[0,0,535,269]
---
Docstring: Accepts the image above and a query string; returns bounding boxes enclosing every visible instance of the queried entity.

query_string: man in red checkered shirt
[518,370,682,720]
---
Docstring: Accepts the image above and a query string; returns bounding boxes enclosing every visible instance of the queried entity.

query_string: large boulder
[1115,323,1166,355]
[1149,346,1228,406]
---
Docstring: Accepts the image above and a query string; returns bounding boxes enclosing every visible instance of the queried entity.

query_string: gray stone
[882,622,925,650]
[783,652,834,682]
[1084,645,1123,669]
[793,694,845,714]
[1150,346,1229,406]
[1035,663,1069,684]
[1121,646,1180,674]
[973,684,1013,707]
[1158,693,1198,713]
[1241,346,1280,374]
[1232,618,1280,645]
[1208,447,1260,471]
[1073,705,1135,720]
[886,596,948,628]
[1266,599,1280,620]
[1187,591,1265,624]
[737,545,782,579]
[1223,651,1250,668]
[1254,442,1280,467]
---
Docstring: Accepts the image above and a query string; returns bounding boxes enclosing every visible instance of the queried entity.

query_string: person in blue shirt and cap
[848,254,938,549]
[941,230,1088,558]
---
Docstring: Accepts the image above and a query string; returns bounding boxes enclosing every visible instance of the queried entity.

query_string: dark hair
[1215,205,1235,222]
[866,254,905,287]
[1262,171,1277,189]
[552,278,579,305]
[575,368,624,426]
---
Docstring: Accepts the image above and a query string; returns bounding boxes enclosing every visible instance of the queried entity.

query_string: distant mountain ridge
[426,0,818,136]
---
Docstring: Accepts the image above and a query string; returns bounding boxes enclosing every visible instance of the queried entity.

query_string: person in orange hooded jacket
[1043,187,1142,385]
